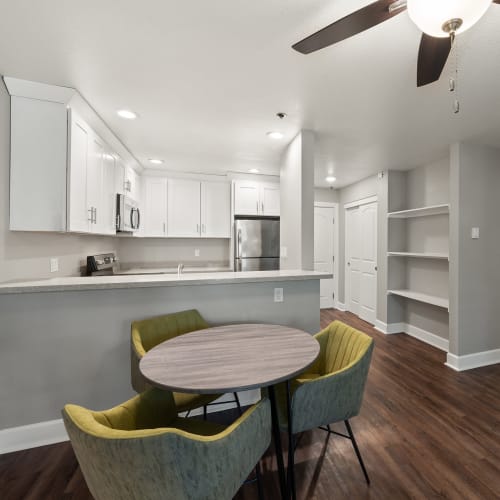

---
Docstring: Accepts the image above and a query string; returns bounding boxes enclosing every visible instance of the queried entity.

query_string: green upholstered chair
[62,388,271,500]
[131,309,240,415]
[276,320,374,489]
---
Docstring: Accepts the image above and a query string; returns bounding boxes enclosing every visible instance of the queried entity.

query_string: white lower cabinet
[143,177,168,237]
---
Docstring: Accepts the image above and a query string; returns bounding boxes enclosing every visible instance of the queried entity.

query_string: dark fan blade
[292,0,406,54]
[417,34,452,87]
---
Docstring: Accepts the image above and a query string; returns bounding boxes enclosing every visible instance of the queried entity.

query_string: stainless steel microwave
[116,194,140,233]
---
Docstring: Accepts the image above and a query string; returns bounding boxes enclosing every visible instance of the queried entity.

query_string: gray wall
[337,173,388,322]
[0,279,320,429]
[280,130,315,270]
[449,142,500,356]
[314,188,339,203]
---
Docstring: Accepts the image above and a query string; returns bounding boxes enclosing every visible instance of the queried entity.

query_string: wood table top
[139,323,320,393]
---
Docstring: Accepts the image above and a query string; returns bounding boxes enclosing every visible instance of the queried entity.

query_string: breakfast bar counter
[0,269,330,294]
[0,269,329,448]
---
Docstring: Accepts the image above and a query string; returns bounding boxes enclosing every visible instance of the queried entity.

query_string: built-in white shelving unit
[388,203,449,219]
[388,252,449,260]
[387,289,449,310]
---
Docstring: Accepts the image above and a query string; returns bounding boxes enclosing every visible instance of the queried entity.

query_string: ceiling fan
[293,0,499,87]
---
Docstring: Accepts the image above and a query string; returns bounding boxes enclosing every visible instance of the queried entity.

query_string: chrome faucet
[177,263,184,277]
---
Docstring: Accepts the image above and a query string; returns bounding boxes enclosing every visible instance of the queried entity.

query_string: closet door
[345,201,378,324]
[358,202,378,324]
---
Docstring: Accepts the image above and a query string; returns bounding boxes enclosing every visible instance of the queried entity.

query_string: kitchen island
[0,269,329,453]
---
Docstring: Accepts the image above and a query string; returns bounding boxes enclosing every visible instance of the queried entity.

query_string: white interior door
[314,205,335,309]
[346,207,361,316]
[345,200,378,324]
[359,202,378,324]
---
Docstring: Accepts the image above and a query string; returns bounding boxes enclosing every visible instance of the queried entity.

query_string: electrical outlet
[471,227,480,239]
[274,288,284,303]
[194,248,200,257]
[281,246,287,258]
[50,257,59,273]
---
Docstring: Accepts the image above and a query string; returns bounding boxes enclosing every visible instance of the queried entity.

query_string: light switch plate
[471,227,480,239]
[274,288,284,303]
[50,257,59,273]
[281,246,287,258]
[194,248,200,257]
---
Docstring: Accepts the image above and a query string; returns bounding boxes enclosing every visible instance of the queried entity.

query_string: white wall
[449,142,500,357]
[280,130,315,270]
[0,83,117,282]
[119,237,230,267]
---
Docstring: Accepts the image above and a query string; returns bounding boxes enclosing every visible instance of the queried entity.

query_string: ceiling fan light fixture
[407,0,492,38]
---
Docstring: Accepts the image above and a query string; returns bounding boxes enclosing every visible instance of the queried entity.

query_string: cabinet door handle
[88,208,93,222]
[202,224,205,234]
[163,222,166,234]
[197,223,199,234]
[256,201,259,213]
[93,208,97,224]
[262,202,264,213]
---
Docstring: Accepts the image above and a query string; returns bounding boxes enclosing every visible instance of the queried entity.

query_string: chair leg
[203,405,208,420]
[255,462,264,500]
[286,380,296,500]
[344,420,370,485]
[234,392,242,415]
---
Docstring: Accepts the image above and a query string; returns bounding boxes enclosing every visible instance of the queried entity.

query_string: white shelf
[388,252,449,260]
[387,289,449,310]
[388,204,449,219]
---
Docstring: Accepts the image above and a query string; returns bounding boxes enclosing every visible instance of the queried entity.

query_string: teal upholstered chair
[276,320,374,491]
[63,388,271,500]
[131,309,241,415]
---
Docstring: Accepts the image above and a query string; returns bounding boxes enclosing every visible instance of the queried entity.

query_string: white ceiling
[1,1,500,188]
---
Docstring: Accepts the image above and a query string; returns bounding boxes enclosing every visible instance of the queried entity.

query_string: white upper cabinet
[234,180,280,216]
[234,181,260,215]
[260,182,280,216]
[167,179,201,237]
[201,182,231,238]
[6,81,70,232]
[67,111,116,235]
[102,146,118,235]
[5,77,141,235]
[67,113,90,232]
[126,167,141,202]
[143,177,168,237]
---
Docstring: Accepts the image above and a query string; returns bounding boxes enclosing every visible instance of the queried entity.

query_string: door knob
[347,262,351,266]
[375,266,378,271]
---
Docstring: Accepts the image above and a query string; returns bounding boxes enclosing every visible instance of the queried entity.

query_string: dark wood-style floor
[2,310,500,499]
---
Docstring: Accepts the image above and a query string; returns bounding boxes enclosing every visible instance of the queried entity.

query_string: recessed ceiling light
[148,158,164,165]
[249,168,260,174]
[325,176,337,183]
[117,109,137,120]
[267,131,284,140]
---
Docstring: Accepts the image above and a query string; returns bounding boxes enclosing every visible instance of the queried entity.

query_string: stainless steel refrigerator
[234,218,280,271]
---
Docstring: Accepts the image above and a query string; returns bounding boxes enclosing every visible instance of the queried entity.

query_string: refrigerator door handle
[237,229,242,258]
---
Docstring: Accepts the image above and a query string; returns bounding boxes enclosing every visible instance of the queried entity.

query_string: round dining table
[139,323,320,500]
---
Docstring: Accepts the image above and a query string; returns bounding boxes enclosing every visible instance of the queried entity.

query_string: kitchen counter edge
[0,270,332,294]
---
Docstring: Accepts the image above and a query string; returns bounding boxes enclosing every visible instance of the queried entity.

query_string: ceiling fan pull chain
[453,36,460,114]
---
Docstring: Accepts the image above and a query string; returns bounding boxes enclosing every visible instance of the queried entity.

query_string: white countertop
[0,270,332,294]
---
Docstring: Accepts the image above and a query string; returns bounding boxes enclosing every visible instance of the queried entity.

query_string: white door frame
[314,201,339,309]
[344,195,378,318]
